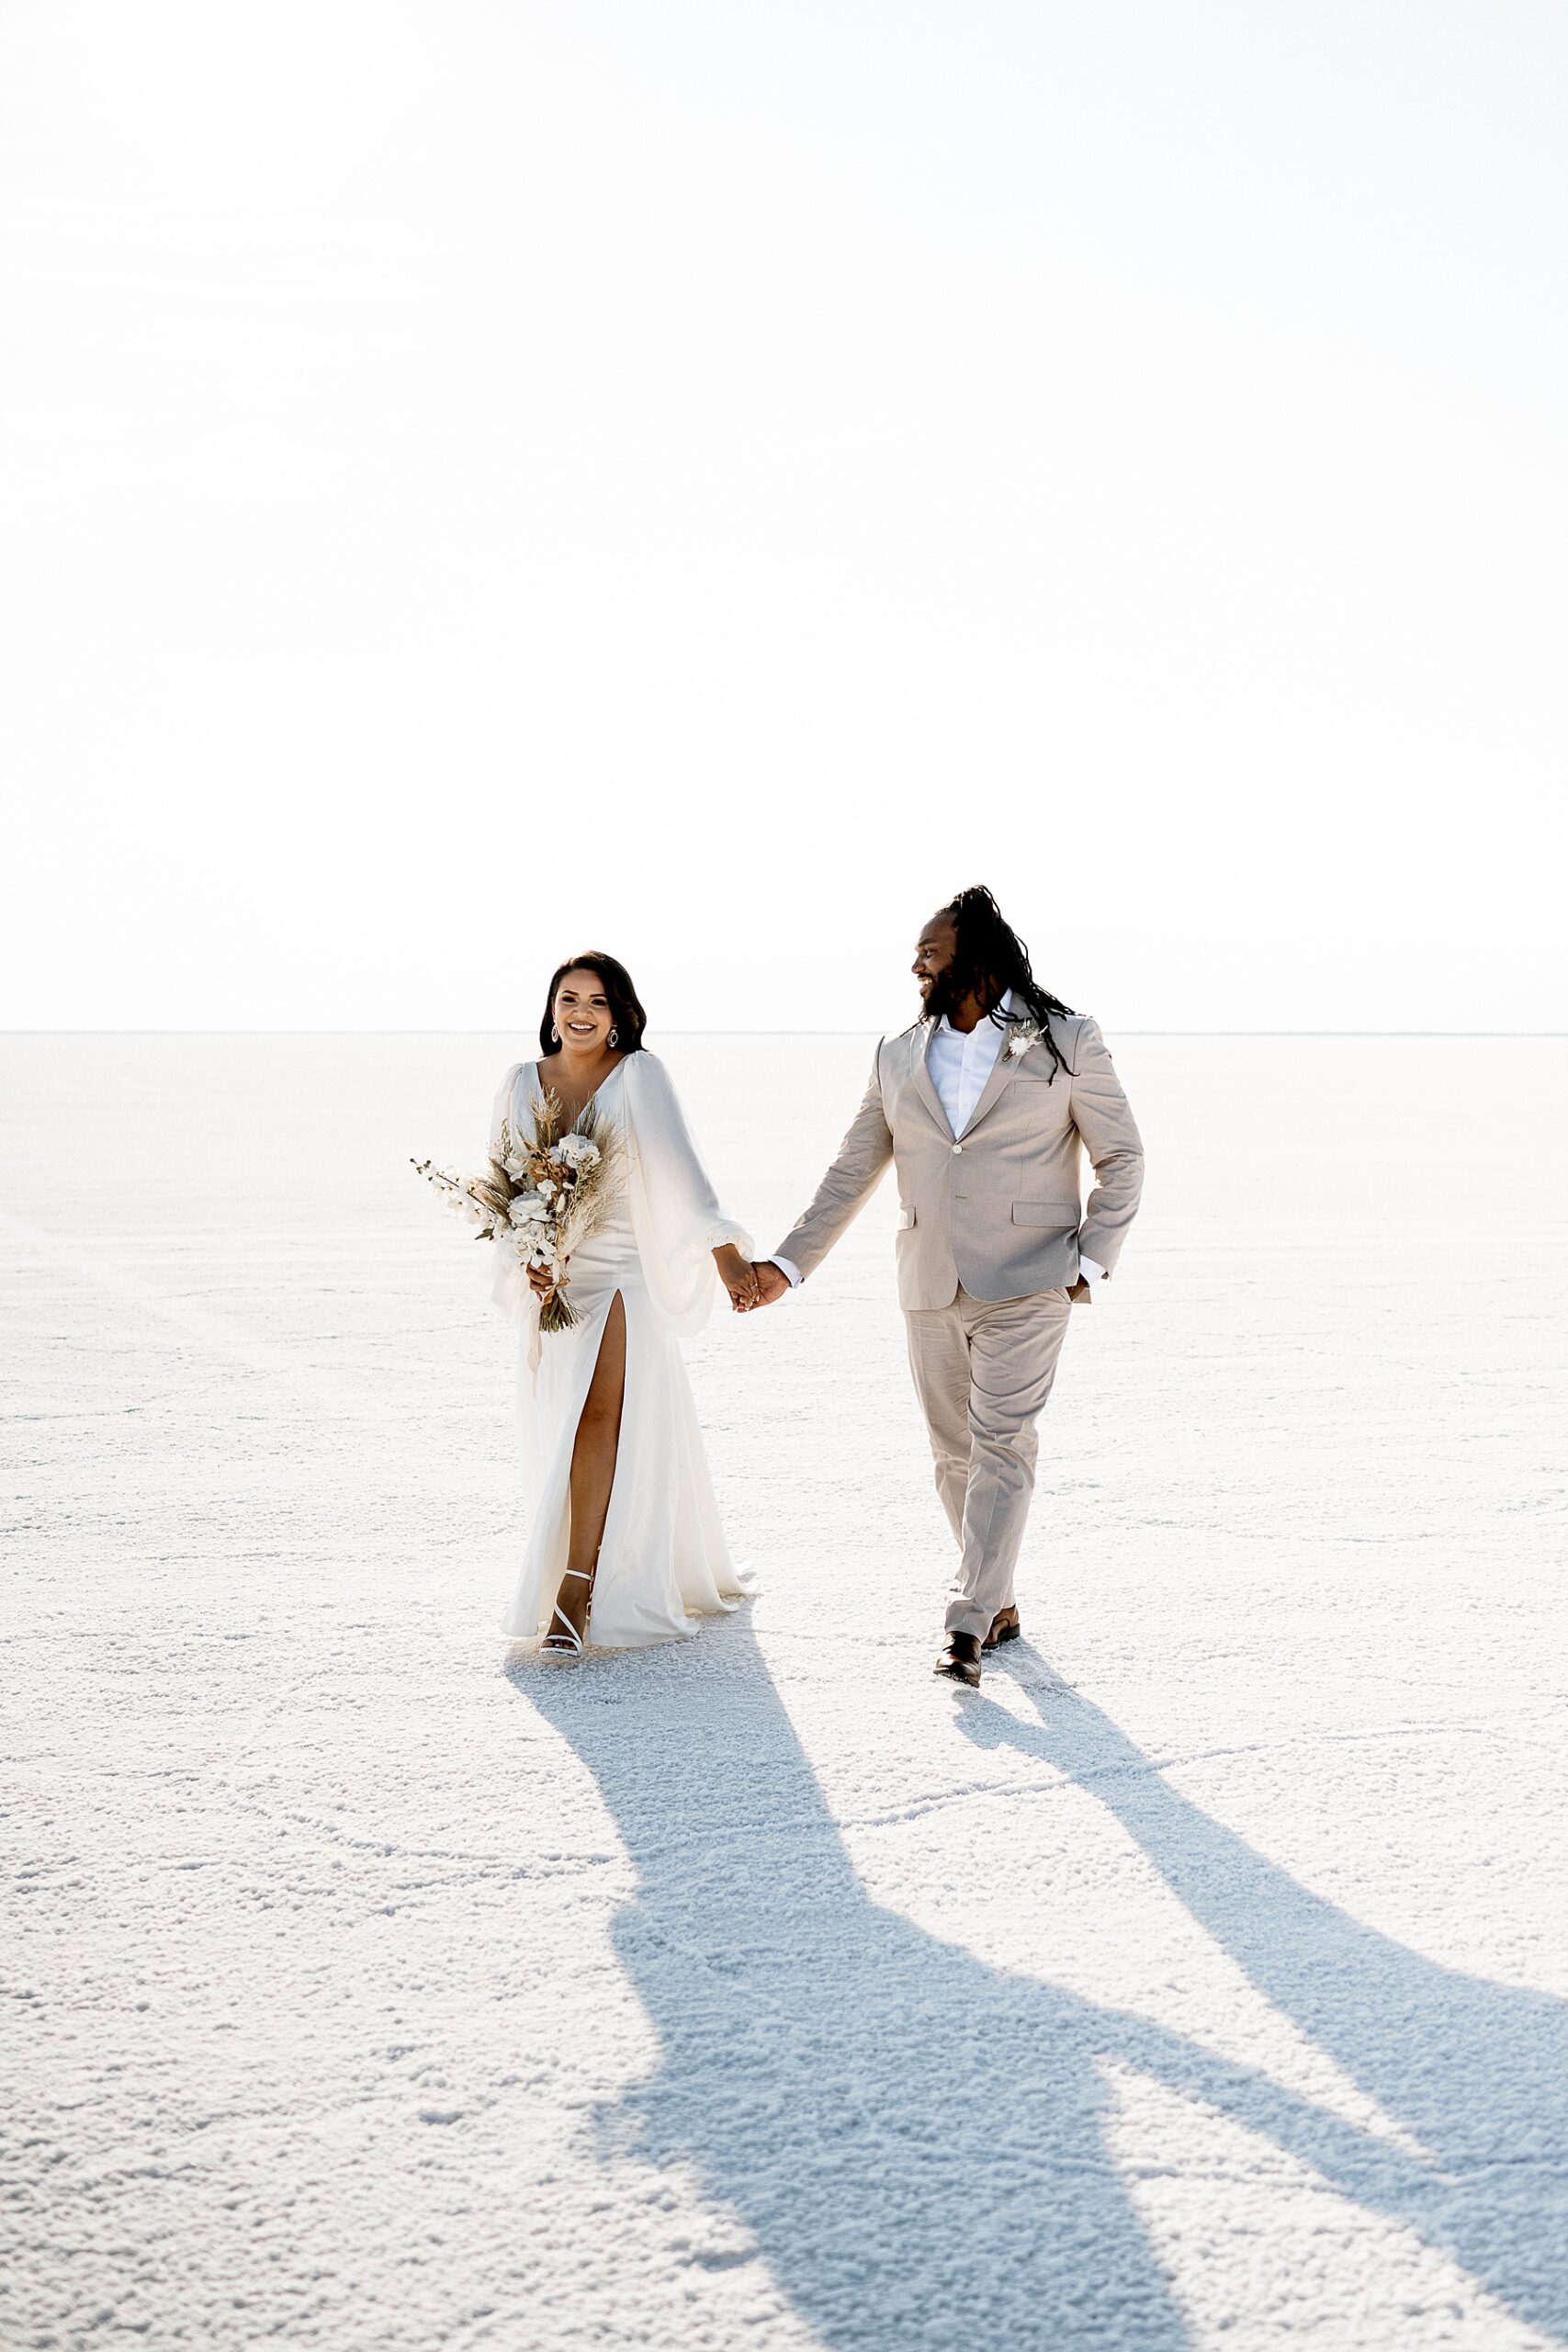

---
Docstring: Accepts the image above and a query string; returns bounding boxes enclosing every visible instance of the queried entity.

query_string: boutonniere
[1005,1023,1042,1060]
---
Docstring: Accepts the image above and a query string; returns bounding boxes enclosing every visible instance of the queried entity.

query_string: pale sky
[2,2,1563,1035]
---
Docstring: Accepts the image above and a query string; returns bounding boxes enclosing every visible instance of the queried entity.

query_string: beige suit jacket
[775,1012,1145,1311]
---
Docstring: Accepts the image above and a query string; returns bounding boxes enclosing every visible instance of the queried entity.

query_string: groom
[751,885,1144,1686]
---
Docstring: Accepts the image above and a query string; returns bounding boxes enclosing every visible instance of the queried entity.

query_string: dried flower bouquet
[412,1091,616,1334]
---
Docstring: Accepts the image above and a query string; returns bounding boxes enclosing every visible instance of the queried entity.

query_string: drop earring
[550,1023,559,1042]
[608,1026,618,1047]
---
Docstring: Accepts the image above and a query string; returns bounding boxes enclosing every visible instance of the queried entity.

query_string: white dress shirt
[928,985,1015,1135]
[772,989,1107,1288]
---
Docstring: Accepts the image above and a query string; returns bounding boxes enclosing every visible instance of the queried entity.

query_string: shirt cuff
[1077,1252,1108,1284]
[770,1256,803,1288]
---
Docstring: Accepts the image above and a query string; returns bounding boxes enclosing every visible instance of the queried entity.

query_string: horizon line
[3,1028,1565,1042]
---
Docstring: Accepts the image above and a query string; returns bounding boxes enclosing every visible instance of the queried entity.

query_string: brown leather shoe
[983,1605,1021,1652]
[934,1631,982,1687]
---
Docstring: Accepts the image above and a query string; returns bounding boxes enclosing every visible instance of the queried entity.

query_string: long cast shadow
[959,1653,1568,2340]
[512,1619,1568,2349]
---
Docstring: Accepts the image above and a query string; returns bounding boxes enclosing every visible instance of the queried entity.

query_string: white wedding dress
[491,1050,756,1650]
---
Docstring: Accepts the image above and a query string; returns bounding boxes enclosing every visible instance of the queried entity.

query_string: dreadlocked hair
[932,884,1077,1082]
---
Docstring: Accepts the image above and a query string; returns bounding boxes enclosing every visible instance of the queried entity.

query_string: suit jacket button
[952,1143,963,1154]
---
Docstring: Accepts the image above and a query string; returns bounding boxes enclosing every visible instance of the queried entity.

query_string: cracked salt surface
[3,1032,1566,2350]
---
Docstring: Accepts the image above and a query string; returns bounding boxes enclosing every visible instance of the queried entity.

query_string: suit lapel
[959,1015,1023,1137]
[909,1024,949,1134]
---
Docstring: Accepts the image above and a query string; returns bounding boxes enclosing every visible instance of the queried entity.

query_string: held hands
[539,1249,773,1313]
[749,1261,790,1308]
[533,1251,778,1313]
[714,1244,762,1313]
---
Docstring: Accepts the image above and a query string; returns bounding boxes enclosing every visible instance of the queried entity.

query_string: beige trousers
[904,1283,1073,1641]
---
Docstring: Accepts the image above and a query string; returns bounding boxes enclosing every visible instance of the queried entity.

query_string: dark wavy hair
[925,884,1077,1080]
[537,951,649,1057]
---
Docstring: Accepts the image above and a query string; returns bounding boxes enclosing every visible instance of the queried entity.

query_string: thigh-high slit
[556,1289,626,1632]
[502,1253,753,1650]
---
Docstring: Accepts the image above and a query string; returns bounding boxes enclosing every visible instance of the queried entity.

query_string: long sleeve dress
[490,1049,757,1650]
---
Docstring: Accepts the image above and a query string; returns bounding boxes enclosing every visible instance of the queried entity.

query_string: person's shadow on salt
[513,1619,1568,2351]
[959,1650,1568,2343]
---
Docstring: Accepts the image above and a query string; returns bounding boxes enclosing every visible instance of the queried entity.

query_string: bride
[491,951,761,1658]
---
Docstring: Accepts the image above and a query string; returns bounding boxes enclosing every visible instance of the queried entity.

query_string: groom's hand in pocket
[750,1261,791,1308]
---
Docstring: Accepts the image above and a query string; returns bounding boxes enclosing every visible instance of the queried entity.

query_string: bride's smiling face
[552,969,615,1053]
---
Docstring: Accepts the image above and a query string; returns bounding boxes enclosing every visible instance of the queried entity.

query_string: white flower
[506,1231,553,1270]
[502,1150,529,1181]
[536,1176,558,1201]
[509,1193,550,1226]
[1006,1023,1042,1060]
[556,1133,600,1170]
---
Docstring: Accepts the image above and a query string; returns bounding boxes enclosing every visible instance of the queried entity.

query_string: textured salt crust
[3,1032,1566,2351]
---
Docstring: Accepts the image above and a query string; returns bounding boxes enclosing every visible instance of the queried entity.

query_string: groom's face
[913,916,958,1010]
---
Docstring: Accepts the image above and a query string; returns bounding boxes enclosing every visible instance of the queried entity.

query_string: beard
[920,967,965,1024]
[922,966,1013,1026]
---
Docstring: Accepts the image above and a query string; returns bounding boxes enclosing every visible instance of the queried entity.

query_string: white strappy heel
[540,1566,592,1659]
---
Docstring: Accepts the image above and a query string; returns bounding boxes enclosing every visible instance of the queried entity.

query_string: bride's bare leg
[555,1292,626,1645]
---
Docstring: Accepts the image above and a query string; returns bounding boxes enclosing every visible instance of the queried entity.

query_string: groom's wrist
[769,1255,803,1288]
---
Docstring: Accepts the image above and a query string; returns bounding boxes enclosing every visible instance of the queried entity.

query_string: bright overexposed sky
[2,2,1563,1035]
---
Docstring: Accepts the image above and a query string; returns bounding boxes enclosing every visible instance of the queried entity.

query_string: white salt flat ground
[3,1031,1567,2352]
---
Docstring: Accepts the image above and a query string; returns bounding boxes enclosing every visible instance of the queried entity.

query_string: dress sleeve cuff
[706,1223,753,1256]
